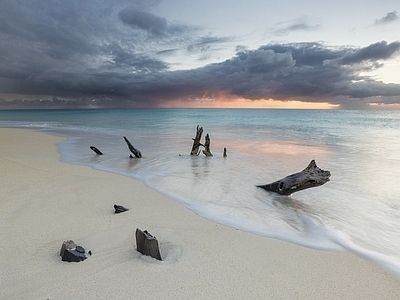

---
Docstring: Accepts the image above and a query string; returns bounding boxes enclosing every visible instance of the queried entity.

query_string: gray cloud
[187,36,233,52]
[0,1,400,109]
[118,7,188,37]
[110,42,400,108]
[103,42,169,72]
[374,11,398,25]
[337,41,400,65]
[270,17,321,36]
[119,8,168,36]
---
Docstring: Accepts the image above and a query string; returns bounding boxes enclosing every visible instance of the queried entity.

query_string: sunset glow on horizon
[155,98,340,109]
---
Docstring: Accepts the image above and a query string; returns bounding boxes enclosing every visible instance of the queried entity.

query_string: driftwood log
[123,136,142,158]
[202,134,213,156]
[90,146,103,155]
[135,228,162,261]
[257,160,330,196]
[190,125,204,155]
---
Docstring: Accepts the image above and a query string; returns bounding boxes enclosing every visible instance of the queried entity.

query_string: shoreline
[1,128,400,299]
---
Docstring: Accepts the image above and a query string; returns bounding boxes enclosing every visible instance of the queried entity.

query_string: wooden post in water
[123,136,142,158]
[202,134,213,156]
[190,125,204,155]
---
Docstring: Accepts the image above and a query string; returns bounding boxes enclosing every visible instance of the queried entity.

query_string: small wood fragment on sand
[114,204,129,213]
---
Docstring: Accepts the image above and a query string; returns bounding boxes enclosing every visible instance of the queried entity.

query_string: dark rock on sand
[60,240,89,262]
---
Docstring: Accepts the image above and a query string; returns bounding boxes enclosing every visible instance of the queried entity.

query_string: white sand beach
[1,128,400,299]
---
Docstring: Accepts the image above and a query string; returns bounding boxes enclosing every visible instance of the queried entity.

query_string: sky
[0,0,400,109]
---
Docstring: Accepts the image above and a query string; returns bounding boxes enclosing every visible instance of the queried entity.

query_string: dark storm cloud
[0,0,218,101]
[118,8,167,36]
[337,41,400,65]
[103,43,169,72]
[132,42,400,108]
[228,42,400,103]
[0,1,400,109]
[374,11,398,26]
[118,7,188,36]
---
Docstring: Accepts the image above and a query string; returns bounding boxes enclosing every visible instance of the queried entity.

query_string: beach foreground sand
[1,128,399,299]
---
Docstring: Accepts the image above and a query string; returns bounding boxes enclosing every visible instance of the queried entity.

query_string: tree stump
[123,136,142,158]
[190,125,204,155]
[60,240,90,262]
[90,146,103,155]
[135,228,162,261]
[202,134,213,156]
[257,160,330,196]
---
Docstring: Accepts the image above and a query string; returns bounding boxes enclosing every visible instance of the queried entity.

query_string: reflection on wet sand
[268,193,316,233]
[190,155,211,181]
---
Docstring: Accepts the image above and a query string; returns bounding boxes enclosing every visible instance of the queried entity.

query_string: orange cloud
[156,97,339,109]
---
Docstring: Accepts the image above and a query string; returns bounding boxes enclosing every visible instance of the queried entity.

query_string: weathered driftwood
[202,134,213,156]
[60,240,90,262]
[90,146,103,155]
[114,204,129,213]
[190,125,204,155]
[257,160,330,196]
[123,136,142,158]
[135,228,162,261]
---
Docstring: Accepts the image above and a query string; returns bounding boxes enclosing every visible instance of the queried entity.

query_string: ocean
[1,108,400,276]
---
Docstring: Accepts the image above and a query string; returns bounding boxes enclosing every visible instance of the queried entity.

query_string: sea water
[1,108,400,276]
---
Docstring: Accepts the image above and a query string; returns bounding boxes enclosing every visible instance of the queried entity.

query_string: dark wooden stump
[190,125,204,155]
[135,228,162,261]
[123,136,142,158]
[60,240,90,262]
[257,160,330,196]
[202,134,213,156]
[114,204,129,213]
[90,146,103,155]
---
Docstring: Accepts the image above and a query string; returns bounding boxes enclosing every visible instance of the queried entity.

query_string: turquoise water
[2,108,400,276]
